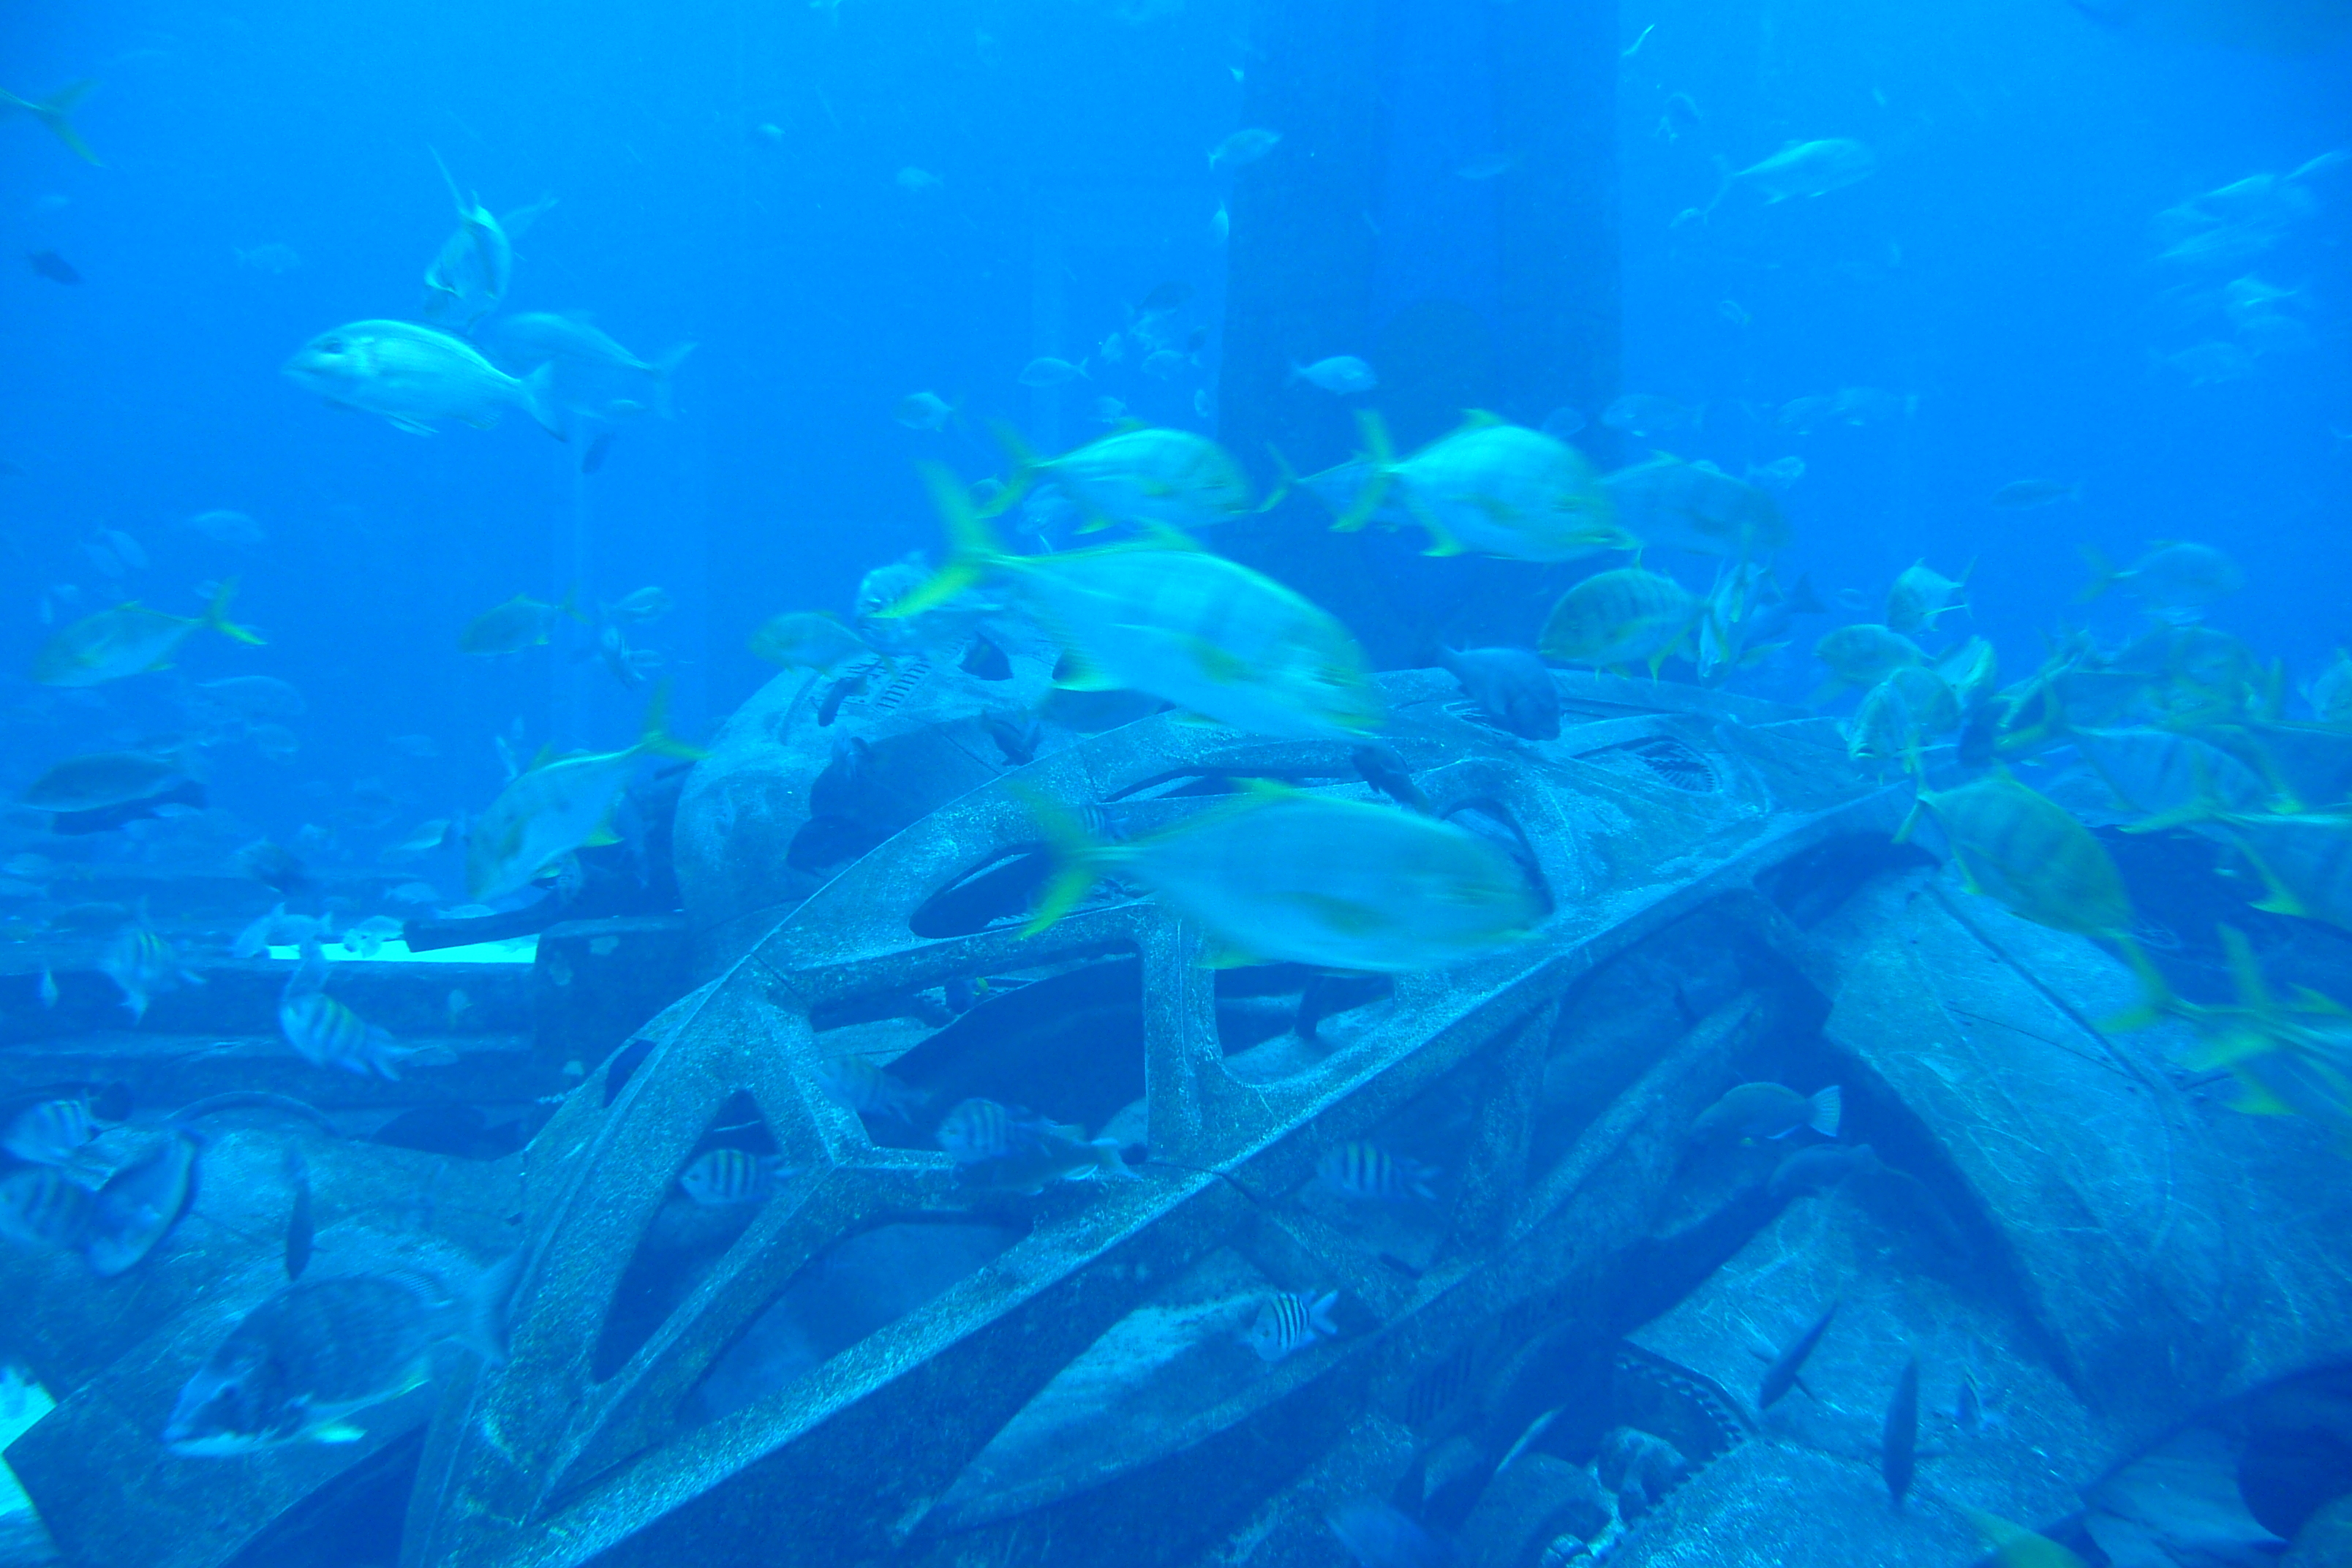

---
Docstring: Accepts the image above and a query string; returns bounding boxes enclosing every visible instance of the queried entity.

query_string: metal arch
[403,671,1894,1568]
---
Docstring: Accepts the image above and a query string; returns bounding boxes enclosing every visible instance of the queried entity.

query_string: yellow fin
[1190,638,1249,684]
[311,1423,368,1445]
[1052,647,1123,691]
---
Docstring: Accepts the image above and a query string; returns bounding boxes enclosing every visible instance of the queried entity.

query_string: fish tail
[2075,544,2119,603]
[1808,1085,1843,1138]
[2100,935,2176,1033]
[980,421,1043,517]
[203,578,266,645]
[452,1251,526,1366]
[1011,785,1106,937]
[889,464,1003,618]
[635,682,709,762]
[21,80,100,165]
[519,360,566,440]
[1335,411,1394,534]
[1260,444,1297,513]
[1307,1291,1339,1335]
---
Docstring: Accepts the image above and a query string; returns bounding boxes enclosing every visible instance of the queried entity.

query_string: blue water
[4,0,2352,1561]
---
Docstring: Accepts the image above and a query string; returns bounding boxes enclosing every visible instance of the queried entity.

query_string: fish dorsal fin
[1458,409,1507,429]
[1238,777,1301,802]
[527,743,558,772]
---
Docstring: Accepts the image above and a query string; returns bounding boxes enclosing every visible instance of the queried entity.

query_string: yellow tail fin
[203,578,265,645]
[636,683,709,762]
[1334,411,1395,534]
[886,464,1004,619]
[1011,786,1105,937]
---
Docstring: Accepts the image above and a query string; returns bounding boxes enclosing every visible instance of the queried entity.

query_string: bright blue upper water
[7,0,2345,834]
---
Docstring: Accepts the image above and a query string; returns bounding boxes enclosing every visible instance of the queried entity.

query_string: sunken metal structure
[9,666,2352,1568]
[391,668,1894,1568]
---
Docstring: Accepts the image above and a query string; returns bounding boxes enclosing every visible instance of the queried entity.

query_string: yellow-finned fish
[894,465,1382,740]
[1814,623,1926,690]
[1538,568,1697,673]
[1885,559,1971,634]
[1901,773,2133,937]
[2110,925,2352,1139]
[1025,780,1542,972]
[995,423,1270,534]
[1965,1509,2089,1568]
[1343,411,1629,563]
[32,581,263,687]
[466,691,704,900]
[459,589,580,655]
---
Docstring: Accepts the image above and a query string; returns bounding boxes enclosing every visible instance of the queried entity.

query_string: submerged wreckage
[2,654,2349,1568]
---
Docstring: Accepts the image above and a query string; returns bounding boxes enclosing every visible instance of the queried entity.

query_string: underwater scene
[3,0,2351,1564]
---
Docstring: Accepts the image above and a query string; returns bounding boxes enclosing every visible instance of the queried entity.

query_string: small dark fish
[1136,279,1194,315]
[1693,1081,1840,1143]
[678,1147,792,1205]
[1883,1354,1918,1503]
[1436,646,1561,739]
[1243,1289,1337,1362]
[581,431,615,474]
[1659,91,1702,138]
[982,710,1039,765]
[1991,478,2078,510]
[1186,324,1210,354]
[1955,1371,1983,1433]
[961,633,1011,680]
[1351,744,1431,814]
[1318,1141,1436,1202]
[28,249,81,284]
[86,1130,199,1276]
[1758,1300,1838,1409]
[816,670,869,727]
[284,1147,313,1281]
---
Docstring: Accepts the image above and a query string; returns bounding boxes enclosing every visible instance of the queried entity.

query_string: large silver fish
[284,320,560,437]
